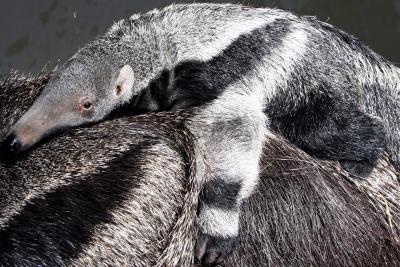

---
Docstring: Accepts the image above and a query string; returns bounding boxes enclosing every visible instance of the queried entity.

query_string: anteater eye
[83,100,93,110]
[79,97,94,112]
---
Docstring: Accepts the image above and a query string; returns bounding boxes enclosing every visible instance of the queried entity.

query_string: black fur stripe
[200,179,242,210]
[0,142,156,265]
[134,19,291,111]
[266,88,385,176]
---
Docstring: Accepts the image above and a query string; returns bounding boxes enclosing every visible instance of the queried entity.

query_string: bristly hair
[1,72,400,266]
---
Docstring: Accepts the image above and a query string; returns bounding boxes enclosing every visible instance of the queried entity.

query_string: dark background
[1,0,400,74]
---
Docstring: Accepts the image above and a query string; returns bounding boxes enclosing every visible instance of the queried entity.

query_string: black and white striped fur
[0,73,197,267]
[2,4,399,264]
[1,72,400,266]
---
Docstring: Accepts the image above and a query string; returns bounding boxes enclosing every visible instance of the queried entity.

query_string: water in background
[1,0,400,74]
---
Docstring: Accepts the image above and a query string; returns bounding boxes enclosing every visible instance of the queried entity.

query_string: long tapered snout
[0,100,92,157]
[0,109,65,156]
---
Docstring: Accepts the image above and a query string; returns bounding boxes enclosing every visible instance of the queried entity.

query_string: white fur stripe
[177,18,276,62]
[198,205,239,237]
[242,24,309,102]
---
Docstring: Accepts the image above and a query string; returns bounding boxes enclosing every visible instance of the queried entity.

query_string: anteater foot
[195,232,238,266]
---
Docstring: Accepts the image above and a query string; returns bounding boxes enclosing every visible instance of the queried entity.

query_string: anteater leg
[268,91,385,177]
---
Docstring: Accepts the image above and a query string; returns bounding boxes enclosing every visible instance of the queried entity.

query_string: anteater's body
[1,4,399,263]
[0,73,399,266]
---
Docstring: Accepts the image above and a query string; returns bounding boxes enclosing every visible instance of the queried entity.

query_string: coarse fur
[2,3,400,263]
[0,72,199,266]
[1,73,400,266]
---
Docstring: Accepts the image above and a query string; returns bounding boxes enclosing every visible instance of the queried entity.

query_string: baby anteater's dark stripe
[200,179,242,210]
[135,19,291,111]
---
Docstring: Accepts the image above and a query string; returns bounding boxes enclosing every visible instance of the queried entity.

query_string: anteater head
[1,54,137,155]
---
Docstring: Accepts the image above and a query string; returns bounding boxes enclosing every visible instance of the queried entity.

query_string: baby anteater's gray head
[2,52,136,155]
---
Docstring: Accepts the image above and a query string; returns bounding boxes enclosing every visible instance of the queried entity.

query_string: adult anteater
[0,73,399,266]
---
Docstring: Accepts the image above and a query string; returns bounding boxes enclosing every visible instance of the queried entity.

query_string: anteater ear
[115,65,135,99]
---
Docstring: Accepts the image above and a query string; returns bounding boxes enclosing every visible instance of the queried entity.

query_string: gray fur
[2,3,400,262]
[0,72,198,266]
[1,72,400,266]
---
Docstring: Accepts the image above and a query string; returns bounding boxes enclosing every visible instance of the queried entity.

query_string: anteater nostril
[0,134,23,155]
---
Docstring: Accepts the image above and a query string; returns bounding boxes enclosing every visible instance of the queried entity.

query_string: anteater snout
[0,133,24,156]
